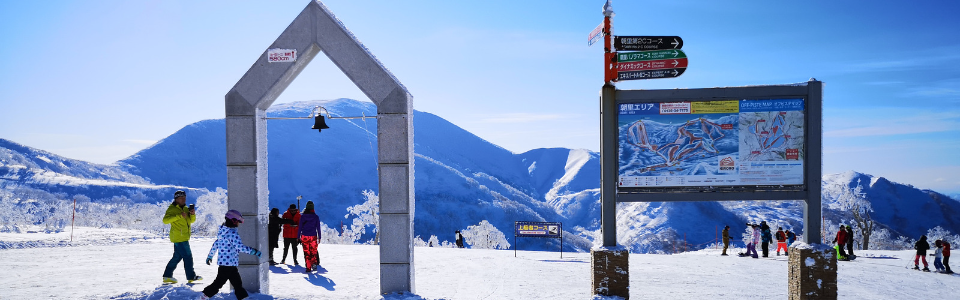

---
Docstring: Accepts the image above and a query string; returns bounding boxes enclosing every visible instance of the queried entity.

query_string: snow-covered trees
[461,220,511,250]
[337,189,380,244]
[833,180,876,250]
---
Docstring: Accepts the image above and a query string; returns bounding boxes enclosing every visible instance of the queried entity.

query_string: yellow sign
[691,100,739,114]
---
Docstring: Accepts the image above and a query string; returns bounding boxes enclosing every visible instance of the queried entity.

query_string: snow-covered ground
[1,227,958,299]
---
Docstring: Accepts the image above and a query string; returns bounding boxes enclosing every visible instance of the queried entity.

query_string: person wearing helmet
[200,210,262,300]
[161,190,201,284]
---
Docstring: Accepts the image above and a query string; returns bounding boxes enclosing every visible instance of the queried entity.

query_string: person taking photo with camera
[161,190,202,284]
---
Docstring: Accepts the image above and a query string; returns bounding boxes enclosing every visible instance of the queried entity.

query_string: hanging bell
[311,115,330,132]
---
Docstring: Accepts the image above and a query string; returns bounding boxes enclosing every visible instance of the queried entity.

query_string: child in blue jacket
[199,210,261,300]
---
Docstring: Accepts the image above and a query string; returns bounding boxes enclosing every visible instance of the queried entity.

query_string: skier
[786,229,797,246]
[721,225,732,256]
[161,190,202,284]
[741,223,760,258]
[280,204,301,265]
[775,227,788,256]
[943,240,953,274]
[455,230,465,248]
[845,225,855,258]
[200,210,262,300]
[267,207,288,265]
[298,201,322,273]
[914,235,930,271]
[932,240,945,272]
[832,226,848,260]
[760,221,772,258]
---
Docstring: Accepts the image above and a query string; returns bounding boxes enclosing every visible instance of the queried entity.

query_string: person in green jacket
[161,190,202,284]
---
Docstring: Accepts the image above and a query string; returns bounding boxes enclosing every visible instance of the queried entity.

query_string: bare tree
[835,179,875,250]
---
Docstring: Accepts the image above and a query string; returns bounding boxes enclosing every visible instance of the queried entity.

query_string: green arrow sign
[617,50,686,62]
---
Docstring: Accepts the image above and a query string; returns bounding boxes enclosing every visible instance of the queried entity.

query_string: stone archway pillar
[225,0,415,294]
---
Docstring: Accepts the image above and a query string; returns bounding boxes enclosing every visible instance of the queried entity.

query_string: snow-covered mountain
[3,99,958,252]
[0,138,203,201]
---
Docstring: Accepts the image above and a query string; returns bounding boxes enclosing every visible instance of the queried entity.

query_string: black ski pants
[282,237,299,263]
[945,255,952,272]
[761,241,769,257]
[846,242,854,256]
[202,266,248,300]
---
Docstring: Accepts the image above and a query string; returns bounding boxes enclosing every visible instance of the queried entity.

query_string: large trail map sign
[618,99,805,188]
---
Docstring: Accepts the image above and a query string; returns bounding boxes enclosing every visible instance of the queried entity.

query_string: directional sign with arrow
[618,68,686,81]
[617,49,686,62]
[617,58,688,72]
[614,36,683,51]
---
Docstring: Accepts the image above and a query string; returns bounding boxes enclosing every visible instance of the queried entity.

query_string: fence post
[71,198,76,242]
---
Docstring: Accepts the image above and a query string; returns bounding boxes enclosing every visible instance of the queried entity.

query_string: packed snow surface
[1,227,958,300]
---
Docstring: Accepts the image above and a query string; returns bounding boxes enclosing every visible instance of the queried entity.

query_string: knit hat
[225,210,244,223]
[289,204,297,210]
[174,190,186,198]
[305,201,314,211]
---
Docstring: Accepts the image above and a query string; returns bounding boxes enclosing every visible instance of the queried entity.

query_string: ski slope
[1,227,957,299]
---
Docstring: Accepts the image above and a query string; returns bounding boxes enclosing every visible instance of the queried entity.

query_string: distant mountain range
[2,99,957,252]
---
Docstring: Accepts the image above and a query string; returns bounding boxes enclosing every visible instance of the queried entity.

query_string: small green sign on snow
[617,50,686,62]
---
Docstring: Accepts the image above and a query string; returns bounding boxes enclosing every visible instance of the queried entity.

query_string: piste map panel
[618,99,805,188]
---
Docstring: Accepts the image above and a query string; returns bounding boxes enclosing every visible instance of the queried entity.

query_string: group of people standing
[832,225,856,260]
[913,235,953,273]
[159,190,323,300]
[267,202,322,272]
[722,221,795,258]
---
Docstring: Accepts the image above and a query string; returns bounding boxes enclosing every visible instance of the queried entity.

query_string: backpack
[776,231,784,240]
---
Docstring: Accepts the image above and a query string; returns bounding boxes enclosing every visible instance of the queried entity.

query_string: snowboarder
[775,227,788,256]
[932,240,945,272]
[943,240,953,274]
[721,225,732,256]
[760,221,772,258]
[845,225,855,258]
[267,207,289,265]
[298,201,322,273]
[280,204,301,265]
[161,190,202,284]
[200,210,261,300]
[455,230,465,248]
[833,226,848,260]
[914,235,930,271]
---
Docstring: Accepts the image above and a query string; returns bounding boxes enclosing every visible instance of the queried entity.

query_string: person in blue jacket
[760,221,773,258]
[199,210,261,300]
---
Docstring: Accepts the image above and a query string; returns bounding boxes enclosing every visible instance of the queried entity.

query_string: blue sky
[1,0,958,193]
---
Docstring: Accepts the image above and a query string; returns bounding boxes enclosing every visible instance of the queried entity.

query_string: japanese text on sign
[267,49,297,63]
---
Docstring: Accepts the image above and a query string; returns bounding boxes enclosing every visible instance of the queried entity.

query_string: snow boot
[188,276,203,284]
[923,267,931,272]
[913,265,920,270]
[163,277,178,284]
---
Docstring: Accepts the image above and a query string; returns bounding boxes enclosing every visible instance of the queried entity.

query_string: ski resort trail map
[618,99,805,187]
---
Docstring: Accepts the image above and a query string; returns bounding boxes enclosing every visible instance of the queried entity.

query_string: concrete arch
[224,0,414,294]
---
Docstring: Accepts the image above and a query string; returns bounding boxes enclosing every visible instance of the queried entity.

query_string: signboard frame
[614,83,821,202]
[598,81,823,246]
[514,221,563,258]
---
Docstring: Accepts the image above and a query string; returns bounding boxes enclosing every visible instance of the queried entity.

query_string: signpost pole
[601,83,617,247]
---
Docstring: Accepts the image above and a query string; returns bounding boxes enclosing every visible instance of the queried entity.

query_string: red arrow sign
[617,58,688,72]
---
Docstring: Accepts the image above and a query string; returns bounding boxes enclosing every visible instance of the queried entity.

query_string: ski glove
[252,249,262,258]
[206,256,213,265]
